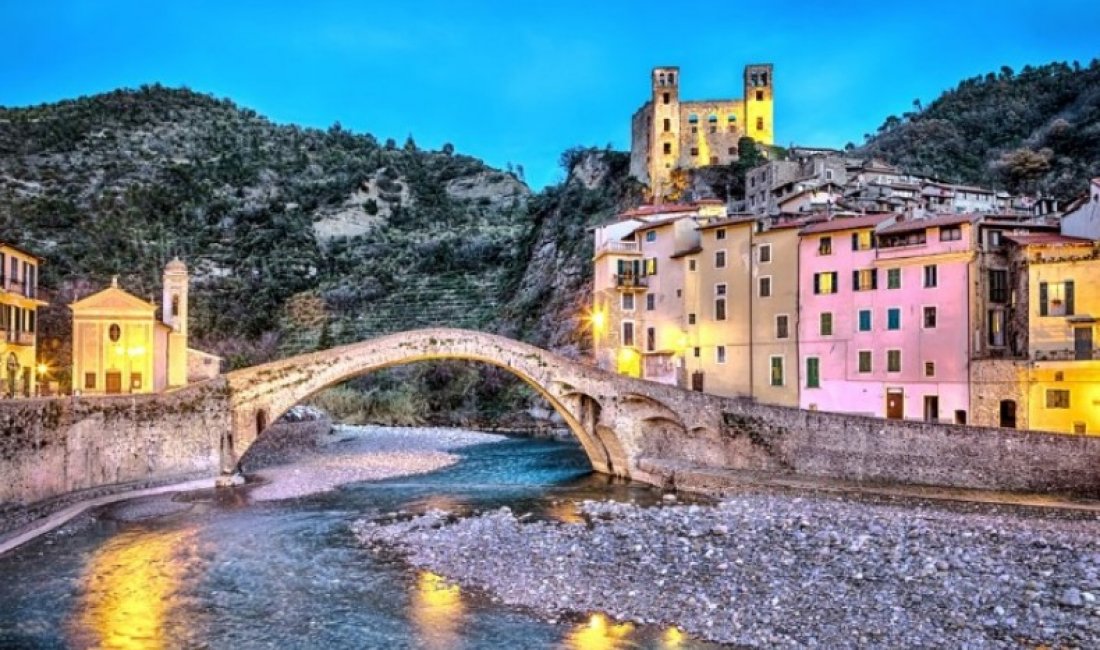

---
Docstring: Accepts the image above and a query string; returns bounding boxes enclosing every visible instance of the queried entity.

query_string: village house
[0,243,47,397]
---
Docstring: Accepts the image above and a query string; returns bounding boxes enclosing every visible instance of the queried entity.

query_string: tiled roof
[0,242,45,261]
[877,213,976,235]
[800,213,894,235]
[696,215,756,231]
[1003,233,1095,246]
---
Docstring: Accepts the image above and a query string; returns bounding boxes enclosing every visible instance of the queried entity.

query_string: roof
[0,242,45,262]
[696,215,756,231]
[70,283,157,313]
[1003,233,1096,246]
[877,213,975,235]
[618,204,703,220]
[165,257,188,274]
[800,213,893,235]
[670,246,703,259]
[631,214,696,234]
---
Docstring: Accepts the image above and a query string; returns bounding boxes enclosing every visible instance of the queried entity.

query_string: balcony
[1034,348,1097,362]
[596,240,641,256]
[0,276,40,299]
[5,330,34,346]
[614,274,648,290]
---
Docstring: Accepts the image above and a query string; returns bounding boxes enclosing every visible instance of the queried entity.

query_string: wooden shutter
[813,274,820,294]
[1065,281,1074,316]
[1039,282,1048,316]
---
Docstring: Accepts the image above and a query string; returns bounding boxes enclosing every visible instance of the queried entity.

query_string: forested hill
[857,60,1100,199]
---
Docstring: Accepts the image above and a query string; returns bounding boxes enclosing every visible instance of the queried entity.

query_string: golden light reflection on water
[546,501,586,524]
[412,571,465,649]
[567,613,635,649]
[70,527,197,650]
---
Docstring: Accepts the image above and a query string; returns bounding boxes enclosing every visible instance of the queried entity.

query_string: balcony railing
[5,330,34,346]
[0,276,39,299]
[614,273,648,289]
[1034,348,1097,362]
[596,240,641,256]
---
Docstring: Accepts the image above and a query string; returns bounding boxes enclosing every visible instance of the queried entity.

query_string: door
[105,371,122,394]
[886,389,904,420]
[691,371,704,392]
[1075,327,1093,361]
[923,395,939,423]
[999,400,1017,429]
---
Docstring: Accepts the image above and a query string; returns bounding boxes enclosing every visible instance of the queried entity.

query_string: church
[69,259,222,395]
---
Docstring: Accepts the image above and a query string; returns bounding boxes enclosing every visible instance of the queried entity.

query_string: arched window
[707,114,718,122]
[687,113,699,123]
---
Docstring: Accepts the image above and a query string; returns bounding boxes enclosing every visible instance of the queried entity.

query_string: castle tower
[162,257,189,387]
[648,66,681,199]
[743,64,774,147]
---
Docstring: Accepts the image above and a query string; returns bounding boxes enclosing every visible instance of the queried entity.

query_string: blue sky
[3,1,1099,189]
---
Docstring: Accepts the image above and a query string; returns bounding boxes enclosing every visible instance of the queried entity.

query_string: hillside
[0,85,640,424]
[858,60,1100,199]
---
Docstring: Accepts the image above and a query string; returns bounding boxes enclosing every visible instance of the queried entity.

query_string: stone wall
[0,378,230,507]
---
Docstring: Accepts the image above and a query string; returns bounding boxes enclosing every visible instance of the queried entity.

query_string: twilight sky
[3,1,1099,189]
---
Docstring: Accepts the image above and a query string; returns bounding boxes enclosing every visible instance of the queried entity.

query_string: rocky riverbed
[247,424,507,501]
[354,491,1100,648]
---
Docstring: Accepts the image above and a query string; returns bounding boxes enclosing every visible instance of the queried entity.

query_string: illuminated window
[131,373,143,390]
[851,231,873,250]
[644,258,658,275]
[1045,389,1070,409]
[988,309,1005,346]
[853,268,877,291]
[1039,280,1075,316]
[858,350,872,373]
[813,272,837,295]
[820,312,833,336]
[923,306,937,328]
[887,349,902,373]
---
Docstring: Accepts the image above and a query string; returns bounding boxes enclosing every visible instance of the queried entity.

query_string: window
[621,293,634,311]
[806,357,820,388]
[646,327,656,352]
[820,312,833,336]
[662,92,670,104]
[756,117,765,131]
[923,306,937,329]
[759,277,772,298]
[924,396,940,422]
[988,230,1002,247]
[716,283,727,296]
[644,258,658,275]
[109,323,121,342]
[693,347,700,358]
[716,228,726,241]
[688,313,696,325]
[887,349,902,373]
[645,230,657,243]
[755,90,764,101]
[85,372,96,390]
[776,315,789,339]
[690,147,699,157]
[171,294,180,317]
[988,269,1008,303]
[715,298,727,321]
[923,265,938,288]
[688,113,699,123]
[1039,281,1075,316]
[813,272,838,295]
[770,356,784,386]
[758,244,772,263]
[131,373,143,390]
[622,321,635,347]
[1074,422,1087,434]
[858,309,872,332]
[988,309,1006,346]
[924,361,936,377]
[858,350,872,373]
[646,294,655,311]
[940,225,962,241]
[715,250,726,268]
[887,268,901,290]
[887,308,901,331]
[663,142,672,155]
[818,237,832,255]
[853,268,878,291]
[1046,389,1070,409]
[688,259,697,272]
[716,346,726,364]
[851,231,872,250]
[826,169,834,181]
[663,118,671,132]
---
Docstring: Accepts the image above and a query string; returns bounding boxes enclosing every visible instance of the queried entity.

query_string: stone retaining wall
[0,379,230,507]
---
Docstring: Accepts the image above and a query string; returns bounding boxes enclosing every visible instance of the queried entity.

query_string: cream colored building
[71,259,221,395]
[749,220,802,407]
[0,243,47,397]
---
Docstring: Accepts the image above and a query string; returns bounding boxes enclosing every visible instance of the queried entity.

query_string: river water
[0,436,721,649]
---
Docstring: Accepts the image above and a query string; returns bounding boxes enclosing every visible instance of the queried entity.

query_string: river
[0,434,721,649]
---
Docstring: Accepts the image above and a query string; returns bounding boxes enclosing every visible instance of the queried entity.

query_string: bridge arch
[224,329,634,477]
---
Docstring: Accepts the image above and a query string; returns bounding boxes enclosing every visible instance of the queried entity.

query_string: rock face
[355,494,1100,648]
[445,170,529,206]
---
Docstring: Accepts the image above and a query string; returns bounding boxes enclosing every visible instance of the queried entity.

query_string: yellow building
[0,243,47,397]
[1009,234,1100,434]
[749,220,802,407]
[70,259,221,395]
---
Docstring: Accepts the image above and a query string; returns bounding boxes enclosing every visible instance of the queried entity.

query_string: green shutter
[813,273,820,294]
[852,270,860,290]
[871,269,878,290]
[1039,282,1048,316]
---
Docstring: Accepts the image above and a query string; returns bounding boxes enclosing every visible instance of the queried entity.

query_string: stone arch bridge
[4,328,1100,509]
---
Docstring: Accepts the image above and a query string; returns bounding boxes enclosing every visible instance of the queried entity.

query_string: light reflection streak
[412,571,465,649]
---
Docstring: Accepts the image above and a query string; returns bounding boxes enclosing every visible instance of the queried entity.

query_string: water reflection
[567,613,635,649]
[412,571,465,649]
[546,500,587,524]
[68,527,197,649]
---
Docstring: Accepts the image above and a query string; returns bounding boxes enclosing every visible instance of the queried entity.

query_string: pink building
[798,213,974,423]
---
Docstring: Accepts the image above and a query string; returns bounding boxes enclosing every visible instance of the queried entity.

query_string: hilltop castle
[630,65,774,199]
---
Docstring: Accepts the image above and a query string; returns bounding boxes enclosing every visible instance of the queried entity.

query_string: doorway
[923,395,939,423]
[999,399,1017,429]
[1075,327,1093,361]
[886,389,904,420]
[105,371,122,394]
[691,371,704,392]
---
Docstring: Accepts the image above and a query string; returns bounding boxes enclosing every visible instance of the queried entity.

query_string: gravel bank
[354,492,1100,648]
[248,425,507,501]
